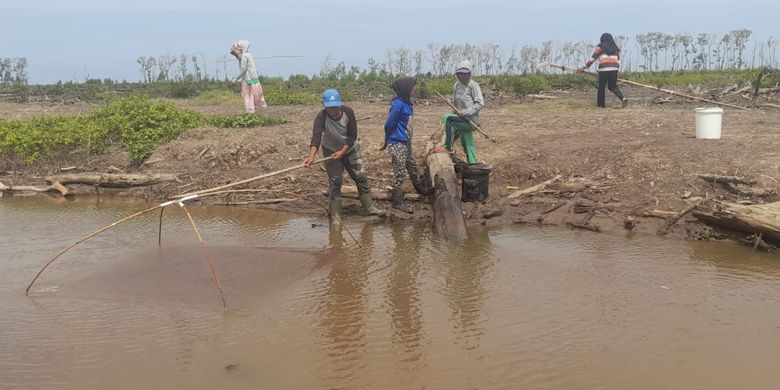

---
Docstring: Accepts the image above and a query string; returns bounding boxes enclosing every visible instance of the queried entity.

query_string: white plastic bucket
[694,107,723,139]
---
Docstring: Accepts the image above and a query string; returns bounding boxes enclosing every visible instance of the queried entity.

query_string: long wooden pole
[434,91,498,142]
[542,62,751,111]
[25,204,164,295]
[180,204,228,311]
[172,156,334,199]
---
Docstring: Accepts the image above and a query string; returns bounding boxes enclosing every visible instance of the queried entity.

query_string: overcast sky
[2,0,776,84]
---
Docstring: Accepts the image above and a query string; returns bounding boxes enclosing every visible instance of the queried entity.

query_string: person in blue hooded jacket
[379,76,432,213]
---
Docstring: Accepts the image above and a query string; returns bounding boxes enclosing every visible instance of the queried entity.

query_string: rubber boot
[329,198,343,228]
[359,193,386,216]
[412,179,433,196]
[391,188,413,214]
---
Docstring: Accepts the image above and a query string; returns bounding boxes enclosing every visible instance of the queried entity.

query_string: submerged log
[45,173,178,188]
[0,180,70,196]
[693,201,780,246]
[425,131,467,242]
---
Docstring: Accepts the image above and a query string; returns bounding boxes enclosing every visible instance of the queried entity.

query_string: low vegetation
[0,96,287,164]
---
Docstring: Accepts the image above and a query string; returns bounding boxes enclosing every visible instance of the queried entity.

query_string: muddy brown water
[2,196,780,389]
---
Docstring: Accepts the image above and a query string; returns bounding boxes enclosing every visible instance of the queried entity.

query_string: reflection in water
[443,227,494,351]
[313,223,375,387]
[386,223,426,378]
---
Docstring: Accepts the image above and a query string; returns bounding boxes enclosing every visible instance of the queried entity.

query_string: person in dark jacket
[379,76,432,213]
[304,89,385,228]
[579,33,628,108]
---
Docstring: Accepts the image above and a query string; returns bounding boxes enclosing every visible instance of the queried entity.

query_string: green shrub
[0,115,109,163]
[207,113,287,128]
[190,90,242,106]
[91,96,203,162]
[506,75,552,95]
[0,96,295,165]
[262,84,319,105]
[417,77,453,99]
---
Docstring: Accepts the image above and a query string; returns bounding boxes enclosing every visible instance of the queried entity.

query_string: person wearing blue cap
[304,89,386,228]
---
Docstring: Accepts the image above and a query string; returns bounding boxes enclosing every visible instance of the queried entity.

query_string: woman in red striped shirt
[580,33,628,109]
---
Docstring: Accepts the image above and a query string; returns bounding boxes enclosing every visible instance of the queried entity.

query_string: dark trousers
[597,70,624,108]
[323,142,371,200]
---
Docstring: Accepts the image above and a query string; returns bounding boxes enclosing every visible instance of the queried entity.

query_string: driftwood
[0,180,70,196]
[696,174,757,186]
[528,94,559,100]
[693,201,780,246]
[762,103,780,110]
[657,201,702,235]
[425,131,468,241]
[508,175,562,199]
[45,173,179,188]
[218,198,297,206]
[642,209,680,219]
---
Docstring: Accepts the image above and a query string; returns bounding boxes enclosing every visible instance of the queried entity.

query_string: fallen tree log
[45,173,179,188]
[0,180,70,196]
[696,174,757,186]
[693,201,780,246]
[425,131,467,241]
[508,175,562,199]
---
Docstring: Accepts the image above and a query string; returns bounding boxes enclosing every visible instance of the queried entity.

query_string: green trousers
[442,113,478,164]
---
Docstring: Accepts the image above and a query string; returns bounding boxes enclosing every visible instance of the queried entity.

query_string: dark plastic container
[461,164,492,202]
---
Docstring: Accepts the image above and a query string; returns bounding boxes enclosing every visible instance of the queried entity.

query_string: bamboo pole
[172,156,334,199]
[434,91,498,142]
[539,62,751,111]
[180,204,228,312]
[25,204,164,295]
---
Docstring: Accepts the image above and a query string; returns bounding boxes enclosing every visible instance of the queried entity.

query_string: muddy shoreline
[2,89,779,246]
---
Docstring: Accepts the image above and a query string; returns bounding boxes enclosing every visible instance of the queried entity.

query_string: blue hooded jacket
[384,76,416,144]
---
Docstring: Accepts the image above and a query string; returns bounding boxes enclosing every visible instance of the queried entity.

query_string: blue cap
[322,89,341,107]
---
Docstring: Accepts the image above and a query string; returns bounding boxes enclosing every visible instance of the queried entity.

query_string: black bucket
[461,164,491,202]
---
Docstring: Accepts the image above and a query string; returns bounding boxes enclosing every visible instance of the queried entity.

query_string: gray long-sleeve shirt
[453,79,484,124]
[236,40,259,83]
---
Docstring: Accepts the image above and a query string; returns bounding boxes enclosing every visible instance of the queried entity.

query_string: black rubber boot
[391,189,413,214]
[412,179,434,196]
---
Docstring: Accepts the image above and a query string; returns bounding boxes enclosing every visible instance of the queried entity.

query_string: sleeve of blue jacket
[383,100,403,140]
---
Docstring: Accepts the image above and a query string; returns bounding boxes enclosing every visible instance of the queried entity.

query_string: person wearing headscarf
[579,33,628,108]
[379,76,432,213]
[230,40,267,112]
[442,60,483,165]
[304,89,386,228]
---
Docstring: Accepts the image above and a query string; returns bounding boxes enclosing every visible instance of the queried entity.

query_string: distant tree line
[322,29,777,78]
[136,53,210,83]
[0,58,28,85]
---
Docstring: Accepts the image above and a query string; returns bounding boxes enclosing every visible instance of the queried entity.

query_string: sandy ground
[2,86,779,243]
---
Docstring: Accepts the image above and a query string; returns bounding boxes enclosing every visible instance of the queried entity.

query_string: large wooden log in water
[0,180,70,196]
[45,173,179,188]
[693,201,780,245]
[425,131,467,242]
